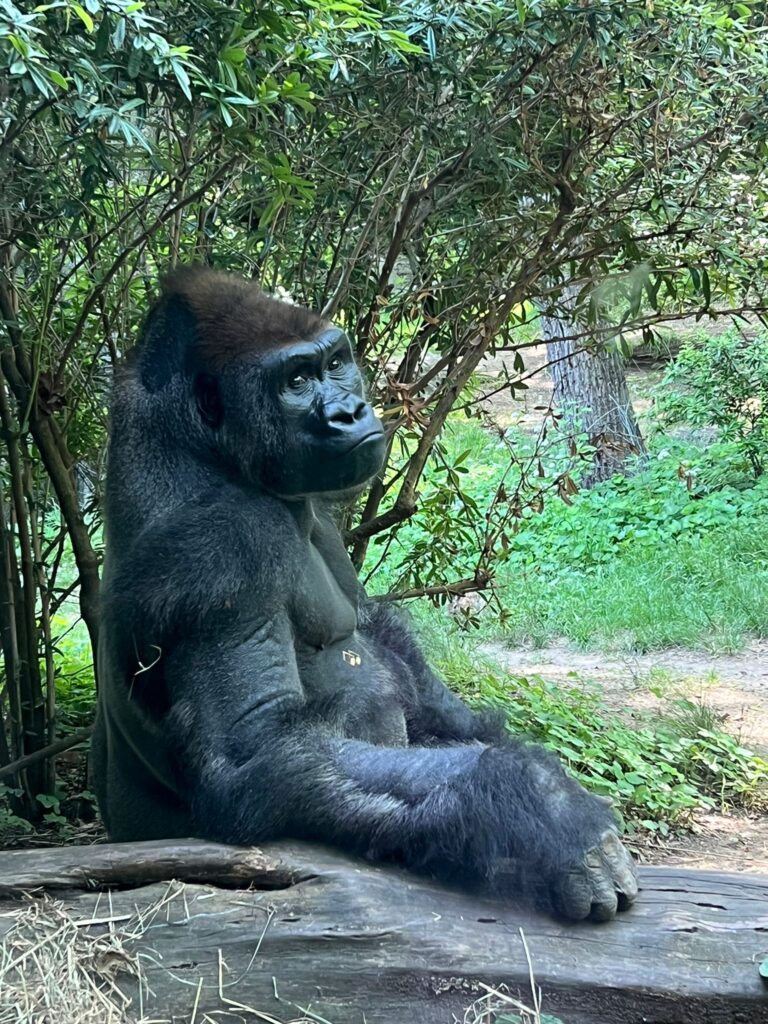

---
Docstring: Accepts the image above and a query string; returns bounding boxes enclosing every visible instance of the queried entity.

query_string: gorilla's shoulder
[104,488,301,634]
[187,485,302,551]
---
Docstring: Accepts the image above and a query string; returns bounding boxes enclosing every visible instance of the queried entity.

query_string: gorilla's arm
[361,600,505,744]
[163,614,636,921]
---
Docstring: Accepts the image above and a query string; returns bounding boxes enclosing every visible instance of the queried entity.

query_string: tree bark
[543,304,646,487]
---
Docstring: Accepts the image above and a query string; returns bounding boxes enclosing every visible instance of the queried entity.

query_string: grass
[495,520,768,653]
[365,412,768,654]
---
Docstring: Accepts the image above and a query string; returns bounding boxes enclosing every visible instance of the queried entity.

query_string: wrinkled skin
[93,268,638,922]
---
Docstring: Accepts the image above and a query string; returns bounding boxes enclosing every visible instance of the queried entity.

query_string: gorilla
[92,266,638,922]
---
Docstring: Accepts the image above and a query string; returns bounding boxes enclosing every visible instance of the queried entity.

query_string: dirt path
[483,640,768,873]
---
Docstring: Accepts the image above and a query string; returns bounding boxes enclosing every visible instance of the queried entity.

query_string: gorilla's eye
[328,355,343,372]
[289,372,307,389]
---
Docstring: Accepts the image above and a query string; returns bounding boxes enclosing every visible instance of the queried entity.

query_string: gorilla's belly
[294,633,409,747]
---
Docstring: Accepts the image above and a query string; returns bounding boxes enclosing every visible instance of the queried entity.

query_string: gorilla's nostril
[327,399,366,427]
[329,408,355,426]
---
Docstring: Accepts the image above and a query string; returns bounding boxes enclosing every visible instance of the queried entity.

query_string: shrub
[655,329,768,478]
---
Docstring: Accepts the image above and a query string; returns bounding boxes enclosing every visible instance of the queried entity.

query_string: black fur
[93,268,637,921]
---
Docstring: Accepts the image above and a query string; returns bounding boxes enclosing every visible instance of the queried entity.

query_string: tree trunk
[543,305,646,487]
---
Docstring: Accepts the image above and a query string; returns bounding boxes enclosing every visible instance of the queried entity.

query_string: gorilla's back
[93,618,191,841]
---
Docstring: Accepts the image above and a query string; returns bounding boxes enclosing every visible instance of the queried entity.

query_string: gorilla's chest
[289,529,407,746]
[293,539,358,649]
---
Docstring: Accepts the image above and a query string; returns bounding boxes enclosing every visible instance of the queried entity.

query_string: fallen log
[0,839,767,1024]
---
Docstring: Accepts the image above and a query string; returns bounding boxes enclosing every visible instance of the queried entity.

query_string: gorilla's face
[205,328,386,497]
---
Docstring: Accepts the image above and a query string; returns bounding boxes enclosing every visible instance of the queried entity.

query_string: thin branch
[381,571,491,603]
[0,726,92,782]
[55,155,240,378]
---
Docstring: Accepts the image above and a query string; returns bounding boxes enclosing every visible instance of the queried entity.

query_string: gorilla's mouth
[343,430,385,454]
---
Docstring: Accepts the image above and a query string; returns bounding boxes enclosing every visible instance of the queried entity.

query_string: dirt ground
[473,338,768,875]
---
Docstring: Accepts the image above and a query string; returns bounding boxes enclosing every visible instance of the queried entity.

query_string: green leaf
[258,194,284,227]
[8,34,29,57]
[71,3,94,32]
[701,267,711,306]
[26,64,53,96]
[112,17,126,48]
[118,97,145,113]
[127,46,143,78]
[221,46,247,64]
[47,69,69,90]
[172,60,192,101]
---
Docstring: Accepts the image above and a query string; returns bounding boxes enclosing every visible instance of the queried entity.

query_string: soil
[483,640,768,756]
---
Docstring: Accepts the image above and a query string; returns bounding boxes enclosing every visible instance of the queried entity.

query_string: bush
[655,329,768,478]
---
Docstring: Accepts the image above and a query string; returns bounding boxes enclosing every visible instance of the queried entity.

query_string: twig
[0,726,92,781]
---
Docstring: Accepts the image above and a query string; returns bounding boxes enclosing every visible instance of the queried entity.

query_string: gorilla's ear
[139,294,198,392]
[193,373,223,429]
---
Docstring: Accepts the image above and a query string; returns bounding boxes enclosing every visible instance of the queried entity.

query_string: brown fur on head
[162,266,328,370]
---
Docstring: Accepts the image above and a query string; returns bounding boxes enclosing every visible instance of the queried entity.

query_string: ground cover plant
[425,626,768,837]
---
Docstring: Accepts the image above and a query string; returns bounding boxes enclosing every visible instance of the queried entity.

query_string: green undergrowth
[366,416,768,653]
[496,518,768,652]
[493,434,768,652]
[419,620,768,834]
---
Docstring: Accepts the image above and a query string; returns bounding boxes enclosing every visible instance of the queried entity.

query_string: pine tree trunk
[543,309,646,487]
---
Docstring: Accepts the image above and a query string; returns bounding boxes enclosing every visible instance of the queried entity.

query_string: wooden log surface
[1,839,767,1024]
[0,838,310,894]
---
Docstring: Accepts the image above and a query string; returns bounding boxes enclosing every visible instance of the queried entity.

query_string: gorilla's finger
[616,861,639,902]
[552,868,592,921]
[599,830,639,907]
[589,891,618,922]
[585,846,619,922]
[617,889,635,912]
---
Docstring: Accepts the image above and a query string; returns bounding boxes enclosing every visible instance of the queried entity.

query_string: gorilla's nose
[326,397,367,428]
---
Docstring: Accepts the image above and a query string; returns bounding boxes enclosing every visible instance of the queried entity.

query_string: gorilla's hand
[461,746,638,921]
[551,829,639,922]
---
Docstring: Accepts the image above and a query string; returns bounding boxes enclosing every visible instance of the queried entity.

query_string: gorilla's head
[137,267,386,497]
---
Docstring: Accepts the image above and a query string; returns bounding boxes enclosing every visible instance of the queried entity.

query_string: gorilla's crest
[162,266,327,368]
